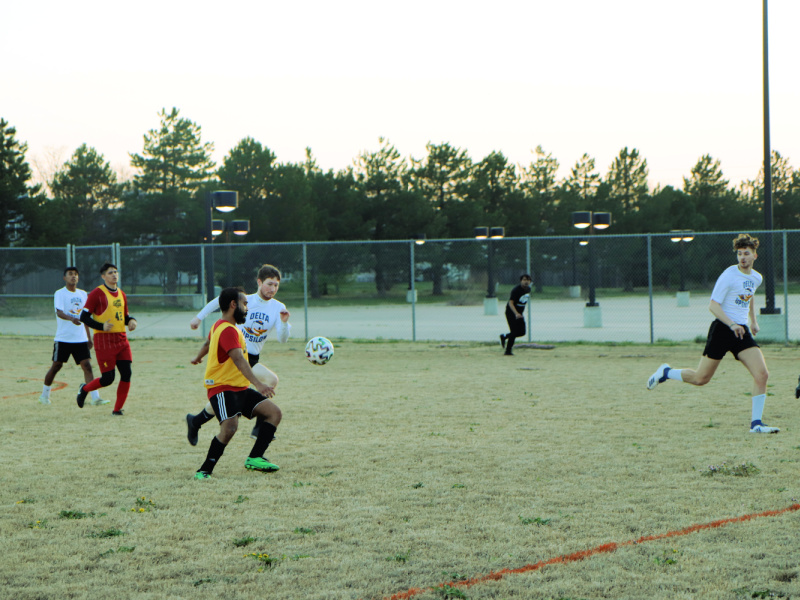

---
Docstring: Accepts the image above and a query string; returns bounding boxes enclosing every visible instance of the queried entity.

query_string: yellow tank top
[96,286,126,333]
[204,321,250,390]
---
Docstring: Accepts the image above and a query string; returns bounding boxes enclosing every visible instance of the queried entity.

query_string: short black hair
[64,266,79,275]
[99,262,117,274]
[219,287,245,312]
[520,274,532,281]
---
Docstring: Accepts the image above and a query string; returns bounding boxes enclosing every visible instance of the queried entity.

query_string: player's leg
[249,362,278,440]
[505,316,525,356]
[737,347,777,433]
[246,393,282,472]
[76,342,107,406]
[502,313,514,354]
[186,401,215,446]
[41,342,66,404]
[196,414,239,479]
[112,360,132,415]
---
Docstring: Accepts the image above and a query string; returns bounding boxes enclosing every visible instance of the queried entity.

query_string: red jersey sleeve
[217,324,244,364]
[83,287,106,316]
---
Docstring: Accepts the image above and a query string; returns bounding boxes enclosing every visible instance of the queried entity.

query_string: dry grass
[2,336,800,600]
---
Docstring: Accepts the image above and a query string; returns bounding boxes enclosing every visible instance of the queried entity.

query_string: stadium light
[572,212,611,308]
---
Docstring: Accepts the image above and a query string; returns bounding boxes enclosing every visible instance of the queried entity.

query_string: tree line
[2,107,800,249]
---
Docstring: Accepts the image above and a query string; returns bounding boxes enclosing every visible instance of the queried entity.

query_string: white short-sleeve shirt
[710,265,762,326]
[54,286,89,343]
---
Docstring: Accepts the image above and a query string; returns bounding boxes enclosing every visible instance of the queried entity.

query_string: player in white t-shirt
[186,264,290,443]
[646,234,779,434]
[39,267,107,406]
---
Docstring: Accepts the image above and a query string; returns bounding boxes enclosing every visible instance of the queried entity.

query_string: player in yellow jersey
[77,263,137,415]
[190,287,283,479]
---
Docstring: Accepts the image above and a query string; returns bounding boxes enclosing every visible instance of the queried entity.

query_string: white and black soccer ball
[305,336,334,365]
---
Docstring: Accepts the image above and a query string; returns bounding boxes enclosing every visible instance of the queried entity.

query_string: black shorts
[52,341,91,365]
[703,319,759,360]
[505,309,526,337]
[248,353,259,368]
[209,388,267,423]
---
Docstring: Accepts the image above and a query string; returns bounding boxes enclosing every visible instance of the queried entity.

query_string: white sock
[42,385,51,396]
[91,390,100,400]
[667,369,683,382]
[751,394,766,424]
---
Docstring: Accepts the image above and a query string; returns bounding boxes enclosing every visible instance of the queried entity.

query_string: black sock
[192,408,214,429]
[199,436,226,473]
[506,336,516,352]
[249,422,277,459]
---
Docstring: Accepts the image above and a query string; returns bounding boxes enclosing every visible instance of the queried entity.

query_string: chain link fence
[1,230,798,343]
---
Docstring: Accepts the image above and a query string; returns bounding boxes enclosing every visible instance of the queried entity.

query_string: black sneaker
[186,414,199,446]
[499,334,506,349]
[795,375,800,399]
[112,410,124,416]
[504,351,513,356]
[76,384,88,408]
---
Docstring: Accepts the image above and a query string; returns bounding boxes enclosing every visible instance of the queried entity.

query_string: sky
[3,0,800,191]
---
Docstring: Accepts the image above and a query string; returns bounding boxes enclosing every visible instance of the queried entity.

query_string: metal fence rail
[1,230,797,343]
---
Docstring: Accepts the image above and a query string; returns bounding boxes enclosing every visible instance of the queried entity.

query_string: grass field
[2,336,800,599]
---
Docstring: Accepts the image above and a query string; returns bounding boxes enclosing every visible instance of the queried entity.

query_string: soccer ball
[305,336,334,365]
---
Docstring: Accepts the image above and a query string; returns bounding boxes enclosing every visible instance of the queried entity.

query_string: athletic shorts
[505,309,526,337]
[703,319,759,360]
[52,341,91,365]
[209,388,268,423]
[248,353,259,368]
[94,337,133,373]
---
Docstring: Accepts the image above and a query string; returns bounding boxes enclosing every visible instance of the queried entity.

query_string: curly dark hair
[732,234,759,252]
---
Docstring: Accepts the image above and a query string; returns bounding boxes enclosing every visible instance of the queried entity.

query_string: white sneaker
[750,423,780,434]
[646,363,670,390]
[91,397,111,406]
[39,394,51,405]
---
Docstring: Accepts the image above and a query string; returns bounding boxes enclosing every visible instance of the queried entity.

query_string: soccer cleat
[194,471,211,480]
[91,397,110,406]
[112,410,124,416]
[795,375,800,399]
[750,422,780,434]
[244,456,279,472]
[76,384,88,408]
[646,363,670,390]
[186,414,199,446]
[499,334,506,349]
[39,394,51,405]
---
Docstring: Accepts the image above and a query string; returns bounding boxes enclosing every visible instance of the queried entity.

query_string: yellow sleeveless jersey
[95,286,127,333]
[204,321,250,391]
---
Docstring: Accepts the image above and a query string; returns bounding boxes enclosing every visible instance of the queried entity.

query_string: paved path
[3,294,797,344]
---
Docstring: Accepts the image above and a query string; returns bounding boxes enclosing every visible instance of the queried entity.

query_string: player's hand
[191,357,203,365]
[87,340,93,350]
[750,322,759,335]
[71,317,81,325]
[103,320,114,332]
[255,381,275,398]
[280,310,290,322]
[190,317,201,330]
[128,319,137,332]
[731,323,745,339]
[516,314,523,319]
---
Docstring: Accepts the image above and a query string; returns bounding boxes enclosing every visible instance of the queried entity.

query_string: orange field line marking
[383,503,800,600]
[2,380,68,400]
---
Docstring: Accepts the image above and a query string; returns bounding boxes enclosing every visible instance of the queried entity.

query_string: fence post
[303,243,308,341]
[647,234,654,344]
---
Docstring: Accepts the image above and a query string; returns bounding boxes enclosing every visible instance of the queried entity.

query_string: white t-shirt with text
[54,286,89,343]
[710,265,762,326]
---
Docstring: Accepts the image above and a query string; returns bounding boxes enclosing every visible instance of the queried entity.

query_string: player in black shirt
[500,274,532,356]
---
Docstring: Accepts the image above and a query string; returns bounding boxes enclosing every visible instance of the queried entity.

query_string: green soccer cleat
[244,456,280,472]
[194,471,211,480]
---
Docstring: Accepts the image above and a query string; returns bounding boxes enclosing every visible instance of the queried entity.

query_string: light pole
[211,219,250,287]
[572,211,611,327]
[670,230,694,306]
[474,226,505,315]
[204,191,238,302]
[407,234,426,303]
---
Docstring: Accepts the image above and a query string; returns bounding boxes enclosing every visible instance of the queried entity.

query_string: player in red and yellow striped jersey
[77,263,137,415]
